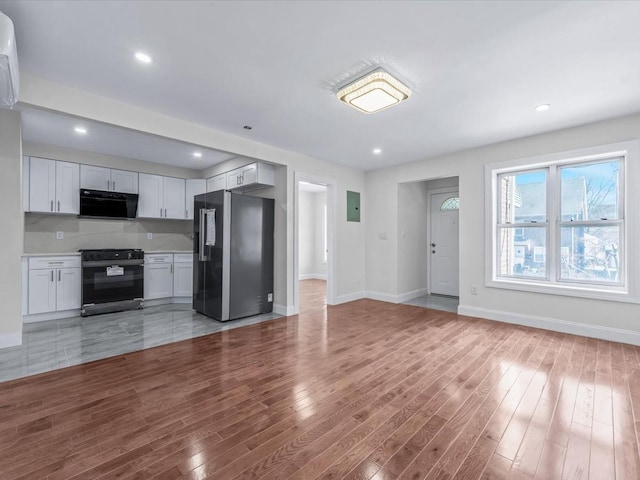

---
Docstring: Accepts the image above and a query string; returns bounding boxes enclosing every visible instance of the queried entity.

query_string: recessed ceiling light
[193,151,202,158]
[373,148,382,154]
[243,125,253,130]
[535,103,551,112]
[74,126,87,135]
[337,68,411,114]
[134,52,152,64]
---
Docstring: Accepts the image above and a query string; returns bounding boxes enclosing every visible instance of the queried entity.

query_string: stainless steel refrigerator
[193,190,274,321]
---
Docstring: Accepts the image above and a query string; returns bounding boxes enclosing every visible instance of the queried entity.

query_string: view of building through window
[496,158,622,285]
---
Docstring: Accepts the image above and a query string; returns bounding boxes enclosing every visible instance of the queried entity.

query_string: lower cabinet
[144,253,193,300]
[173,254,193,297]
[28,257,81,315]
[144,254,174,300]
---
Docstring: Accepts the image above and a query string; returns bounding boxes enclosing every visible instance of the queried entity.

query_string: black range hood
[79,189,138,219]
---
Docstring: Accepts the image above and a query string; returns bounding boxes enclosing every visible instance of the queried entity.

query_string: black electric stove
[80,249,144,316]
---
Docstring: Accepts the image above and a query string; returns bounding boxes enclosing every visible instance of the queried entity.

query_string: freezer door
[193,190,226,320]
[228,194,274,319]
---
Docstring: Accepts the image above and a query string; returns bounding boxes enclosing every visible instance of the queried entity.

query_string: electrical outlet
[267,293,273,302]
[56,231,64,240]
[471,284,479,295]
[147,232,153,240]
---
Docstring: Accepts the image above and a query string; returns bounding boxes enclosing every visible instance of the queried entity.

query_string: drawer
[28,256,81,270]
[173,253,193,263]
[145,254,173,264]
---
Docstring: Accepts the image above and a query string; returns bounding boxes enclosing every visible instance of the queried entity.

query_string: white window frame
[485,140,640,304]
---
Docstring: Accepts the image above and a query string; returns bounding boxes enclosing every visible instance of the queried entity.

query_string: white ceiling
[18,106,236,170]
[2,1,640,171]
[299,182,327,194]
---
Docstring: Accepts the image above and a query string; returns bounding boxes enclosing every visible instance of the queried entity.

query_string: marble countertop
[23,250,194,257]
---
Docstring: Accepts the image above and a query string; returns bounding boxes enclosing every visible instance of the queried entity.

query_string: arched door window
[440,197,459,211]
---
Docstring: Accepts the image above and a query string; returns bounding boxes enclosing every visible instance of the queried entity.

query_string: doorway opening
[398,176,460,312]
[294,173,336,315]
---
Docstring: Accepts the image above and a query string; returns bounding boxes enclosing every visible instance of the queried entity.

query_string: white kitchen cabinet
[81,165,139,194]
[225,162,275,192]
[206,173,226,192]
[144,254,174,299]
[138,174,186,219]
[27,256,81,314]
[28,157,79,214]
[111,169,139,194]
[185,179,206,220]
[163,176,186,219]
[173,254,193,297]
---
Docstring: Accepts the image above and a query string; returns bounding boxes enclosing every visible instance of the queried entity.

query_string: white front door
[430,191,459,296]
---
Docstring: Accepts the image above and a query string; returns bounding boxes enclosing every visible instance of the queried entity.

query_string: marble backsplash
[24,214,193,253]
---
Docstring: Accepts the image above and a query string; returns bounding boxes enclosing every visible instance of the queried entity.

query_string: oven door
[82,261,144,306]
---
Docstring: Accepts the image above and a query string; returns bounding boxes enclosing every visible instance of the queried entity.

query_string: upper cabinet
[138,174,186,219]
[80,165,138,194]
[28,157,79,214]
[185,179,206,220]
[206,173,226,193]
[226,162,275,192]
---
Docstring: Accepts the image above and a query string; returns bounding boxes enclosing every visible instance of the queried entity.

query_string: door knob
[431,243,436,247]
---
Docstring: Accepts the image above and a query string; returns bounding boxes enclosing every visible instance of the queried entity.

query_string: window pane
[498,171,547,224]
[440,197,459,210]
[560,159,620,221]
[560,225,620,283]
[498,226,546,278]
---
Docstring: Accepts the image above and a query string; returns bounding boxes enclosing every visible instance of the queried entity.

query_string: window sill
[486,278,639,304]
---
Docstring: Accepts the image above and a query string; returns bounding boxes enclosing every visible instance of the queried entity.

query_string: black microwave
[79,189,139,219]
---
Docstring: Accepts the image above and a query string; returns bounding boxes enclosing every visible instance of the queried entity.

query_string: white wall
[397,181,428,298]
[298,190,327,279]
[0,109,24,347]
[18,76,366,314]
[366,112,640,343]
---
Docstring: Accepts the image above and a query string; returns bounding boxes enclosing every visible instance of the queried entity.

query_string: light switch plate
[147,232,153,240]
[56,231,64,240]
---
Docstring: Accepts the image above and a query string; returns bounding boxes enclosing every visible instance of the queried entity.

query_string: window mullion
[548,165,557,283]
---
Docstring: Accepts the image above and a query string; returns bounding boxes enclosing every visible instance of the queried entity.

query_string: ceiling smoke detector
[337,68,411,114]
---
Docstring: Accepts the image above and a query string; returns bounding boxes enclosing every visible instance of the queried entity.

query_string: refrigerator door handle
[205,209,216,247]
[198,208,207,261]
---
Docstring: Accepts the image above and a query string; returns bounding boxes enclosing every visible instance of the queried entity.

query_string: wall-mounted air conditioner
[0,11,19,108]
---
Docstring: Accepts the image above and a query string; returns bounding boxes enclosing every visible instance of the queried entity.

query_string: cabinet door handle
[165,208,168,218]
[57,200,60,212]
[185,209,188,219]
[113,180,115,191]
[170,264,173,274]
[107,180,110,190]
[51,270,54,282]
[160,208,162,217]
[58,270,61,282]
[50,200,54,212]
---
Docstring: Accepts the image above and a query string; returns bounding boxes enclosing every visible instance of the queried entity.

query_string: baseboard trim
[273,304,296,316]
[333,291,366,305]
[364,291,399,304]
[458,305,640,346]
[298,274,328,281]
[23,309,81,323]
[0,332,22,349]
[397,288,429,303]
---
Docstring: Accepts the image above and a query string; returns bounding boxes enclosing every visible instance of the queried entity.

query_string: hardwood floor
[1,282,639,479]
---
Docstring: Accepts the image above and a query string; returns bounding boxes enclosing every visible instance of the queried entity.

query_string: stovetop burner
[80,248,144,262]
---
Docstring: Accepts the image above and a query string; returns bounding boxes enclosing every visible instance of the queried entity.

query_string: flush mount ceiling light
[193,151,202,158]
[74,126,87,134]
[535,103,551,112]
[337,68,411,114]
[373,148,382,154]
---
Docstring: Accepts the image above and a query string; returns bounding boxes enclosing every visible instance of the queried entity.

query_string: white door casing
[430,191,459,296]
